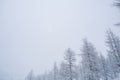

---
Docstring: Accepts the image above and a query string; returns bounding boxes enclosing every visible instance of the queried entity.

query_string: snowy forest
[1,0,120,80]
[25,29,120,80]
[25,1,120,80]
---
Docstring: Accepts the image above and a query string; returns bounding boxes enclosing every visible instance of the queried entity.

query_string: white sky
[0,0,120,80]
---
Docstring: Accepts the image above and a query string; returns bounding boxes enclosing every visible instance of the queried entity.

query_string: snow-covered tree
[106,53,118,79]
[64,48,76,80]
[53,62,59,80]
[81,39,100,80]
[113,0,120,26]
[59,62,68,80]
[35,75,42,80]
[99,54,109,80]
[25,70,34,80]
[106,29,120,75]
[76,63,84,80]
[114,0,120,9]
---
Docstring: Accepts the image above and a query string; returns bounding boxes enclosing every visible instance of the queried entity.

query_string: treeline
[25,29,120,80]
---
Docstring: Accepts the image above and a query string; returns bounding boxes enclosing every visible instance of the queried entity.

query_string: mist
[0,0,120,80]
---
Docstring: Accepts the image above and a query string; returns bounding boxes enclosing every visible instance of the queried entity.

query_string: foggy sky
[0,0,120,80]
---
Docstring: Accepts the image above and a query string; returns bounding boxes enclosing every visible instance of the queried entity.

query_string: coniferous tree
[59,62,68,80]
[25,70,34,80]
[99,54,109,80]
[81,39,100,80]
[106,29,120,76]
[53,62,59,80]
[64,48,76,80]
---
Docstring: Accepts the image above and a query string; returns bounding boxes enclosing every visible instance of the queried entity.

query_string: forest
[25,1,120,80]
[1,0,120,80]
[24,0,120,80]
[25,29,120,80]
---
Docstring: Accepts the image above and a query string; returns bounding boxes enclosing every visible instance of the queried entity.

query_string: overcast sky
[0,0,120,80]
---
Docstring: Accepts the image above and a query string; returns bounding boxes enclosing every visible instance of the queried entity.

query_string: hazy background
[0,0,120,80]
